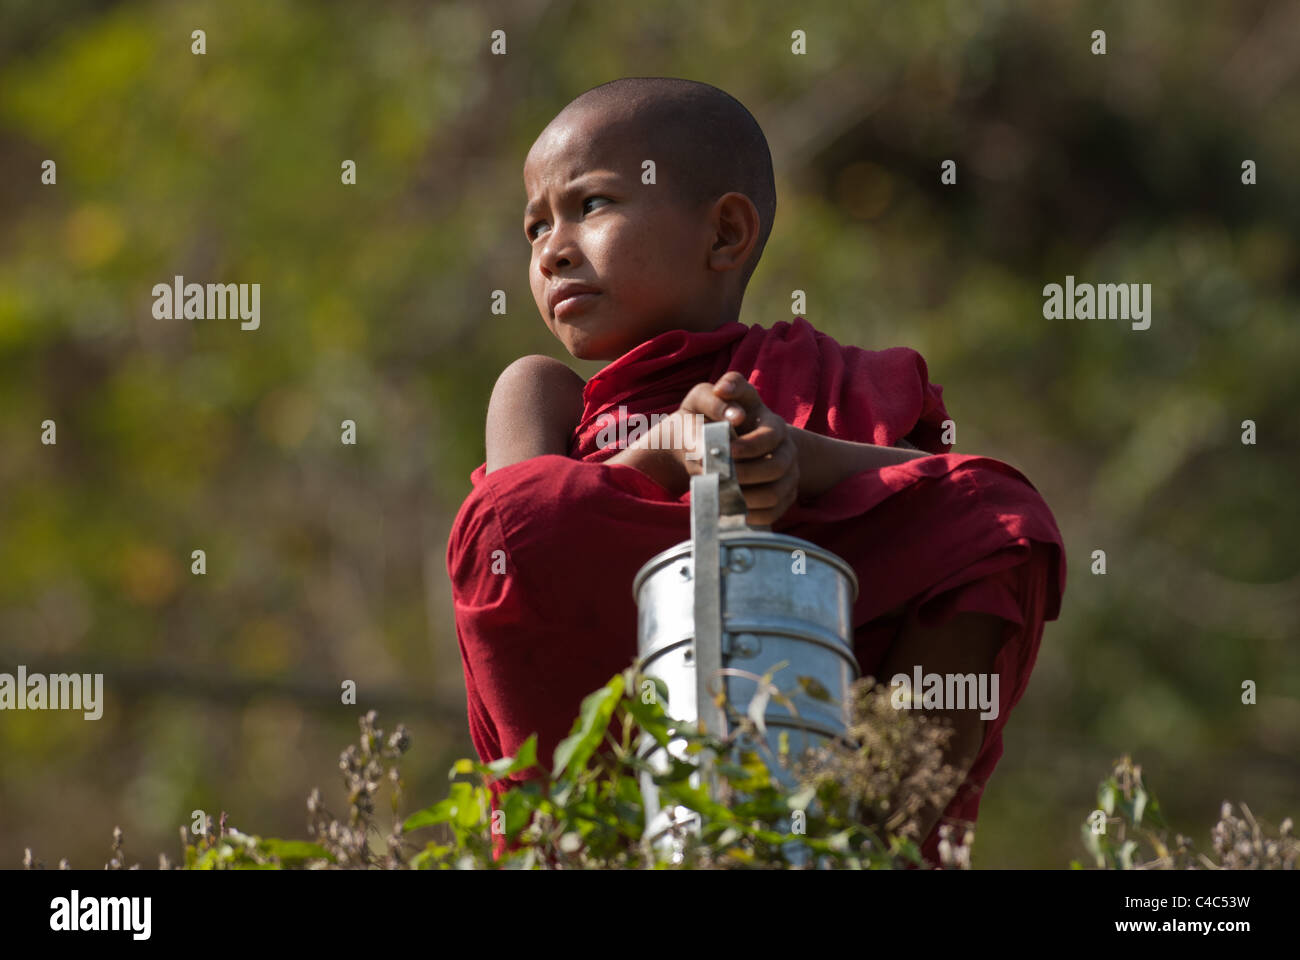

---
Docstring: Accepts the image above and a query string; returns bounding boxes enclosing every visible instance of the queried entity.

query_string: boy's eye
[527,196,610,241]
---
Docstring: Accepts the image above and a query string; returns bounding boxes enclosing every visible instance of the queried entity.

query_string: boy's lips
[548,282,601,314]
[554,291,600,319]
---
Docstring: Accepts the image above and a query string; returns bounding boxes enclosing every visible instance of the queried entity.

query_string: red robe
[446,316,1066,866]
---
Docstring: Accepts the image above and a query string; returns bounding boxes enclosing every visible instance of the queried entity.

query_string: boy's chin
[561,331,623,362]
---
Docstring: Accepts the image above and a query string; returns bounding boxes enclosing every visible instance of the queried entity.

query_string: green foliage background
[1,0,1296,868]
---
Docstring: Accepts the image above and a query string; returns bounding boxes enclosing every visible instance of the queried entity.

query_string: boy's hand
[675,371,799,528]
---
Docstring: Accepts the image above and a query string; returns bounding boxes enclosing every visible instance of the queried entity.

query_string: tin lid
[631,528,860,602]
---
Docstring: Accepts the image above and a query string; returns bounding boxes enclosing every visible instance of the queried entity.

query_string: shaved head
[549,77,776,288]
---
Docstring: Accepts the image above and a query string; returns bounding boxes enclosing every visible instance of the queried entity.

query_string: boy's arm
[485,355,586,474]
[483,354,690,492]
[644,374,935,519]
[791,427,929,501]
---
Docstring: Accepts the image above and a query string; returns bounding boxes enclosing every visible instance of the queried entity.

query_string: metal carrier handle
[690,420,749,792]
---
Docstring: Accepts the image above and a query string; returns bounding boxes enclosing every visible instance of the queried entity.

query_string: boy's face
[523,107,722,361]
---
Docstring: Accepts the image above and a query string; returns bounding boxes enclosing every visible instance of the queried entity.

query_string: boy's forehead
[524,108,638,188]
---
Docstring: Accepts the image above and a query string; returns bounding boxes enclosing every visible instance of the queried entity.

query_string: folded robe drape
[447,316,1066,865]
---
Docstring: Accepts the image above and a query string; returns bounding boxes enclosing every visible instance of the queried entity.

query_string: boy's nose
[542,247,577,272]
[540,227,580,272]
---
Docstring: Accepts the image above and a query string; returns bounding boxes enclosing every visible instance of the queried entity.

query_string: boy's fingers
[715,371,747,392]
[739,479,787,510]
[731,423,784,459]
[714,372,756,400]
[683,376,769,431]
[681,382,742,424]
[712,375,766,428]
[741,480,799,527]
[733,451,789,485]
[744,476,798,524]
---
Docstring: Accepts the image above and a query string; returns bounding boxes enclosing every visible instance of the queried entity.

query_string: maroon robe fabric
[446,316,1066,866]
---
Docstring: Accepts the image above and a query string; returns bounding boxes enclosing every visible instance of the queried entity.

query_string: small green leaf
[260,839,334,864]
[552,675,625,780]
[403,797,456,832]
[658,782,734,822]
[614,774,642,809]
[486,734,539,779]
[501,786,537,840]
[454,783,487,829]
[796,676,833,702]
[624,696,672,749]
[653,676,669,705]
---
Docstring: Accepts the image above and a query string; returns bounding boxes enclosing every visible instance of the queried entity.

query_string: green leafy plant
[18,676,1296,870]
[397,666,977,870]
[1073,755,1298,870]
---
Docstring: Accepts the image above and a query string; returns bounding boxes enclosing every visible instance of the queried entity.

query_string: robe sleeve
[808,327,953,453]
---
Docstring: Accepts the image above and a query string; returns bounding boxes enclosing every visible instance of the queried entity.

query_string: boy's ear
[707,192,760,272]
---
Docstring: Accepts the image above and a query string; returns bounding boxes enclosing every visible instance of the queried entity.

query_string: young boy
[447,77,1066,865]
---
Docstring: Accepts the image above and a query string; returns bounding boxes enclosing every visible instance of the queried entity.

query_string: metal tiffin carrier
[631,419,861,862]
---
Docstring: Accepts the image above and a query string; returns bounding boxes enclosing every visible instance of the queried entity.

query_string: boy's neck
[660,312,745,343]
[617,314,747,361]
[689,299,745,334]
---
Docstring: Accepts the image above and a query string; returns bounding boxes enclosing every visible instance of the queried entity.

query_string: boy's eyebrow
[524,172,621,219]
